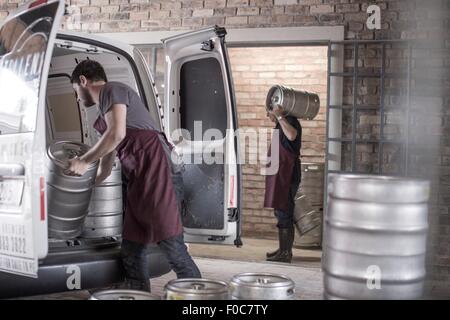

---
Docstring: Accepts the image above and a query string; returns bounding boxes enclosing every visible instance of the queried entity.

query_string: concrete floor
[189,237,322,266]
[153,238,324,300]
[17,237,324,300]
[151,257,323,300]
[14,237,450,300]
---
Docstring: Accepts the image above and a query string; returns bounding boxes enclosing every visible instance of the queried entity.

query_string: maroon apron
[94,117,183,244]
[264,131,297,213]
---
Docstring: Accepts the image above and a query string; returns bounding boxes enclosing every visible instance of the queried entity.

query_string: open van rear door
[163,27,242,246]
[0,0,64,277]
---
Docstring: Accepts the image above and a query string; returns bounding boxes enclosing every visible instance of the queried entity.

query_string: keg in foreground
[323,174,430,300]
[82,159,123,238]
[90,290,160,300]
[164,279,229,300]
[266,85,320,120]
[229,273,295,300]
[46,141,98,239]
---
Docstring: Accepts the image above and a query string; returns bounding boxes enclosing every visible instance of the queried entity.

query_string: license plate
[0,179,24,208]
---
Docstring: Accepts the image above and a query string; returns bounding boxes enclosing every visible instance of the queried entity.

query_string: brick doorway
[228,46,327,245]
[138,44,328,254]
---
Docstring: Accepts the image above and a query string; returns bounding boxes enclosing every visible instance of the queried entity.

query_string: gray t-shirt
[98,81,156,130]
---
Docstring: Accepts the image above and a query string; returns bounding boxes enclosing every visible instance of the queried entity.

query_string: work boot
[266,226,294,263]
[266,227,284,259]
[266,248,279,259]
[266,225,287,259]
[266,229,281,258]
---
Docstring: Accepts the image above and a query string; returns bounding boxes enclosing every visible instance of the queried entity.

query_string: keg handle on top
[191,283,206,290]
[48,141,98,177]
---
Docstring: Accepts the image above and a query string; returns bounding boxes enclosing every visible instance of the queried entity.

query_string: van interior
[45,43,142,252]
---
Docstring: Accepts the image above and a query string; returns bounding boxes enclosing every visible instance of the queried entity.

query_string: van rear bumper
[0,242,171,299]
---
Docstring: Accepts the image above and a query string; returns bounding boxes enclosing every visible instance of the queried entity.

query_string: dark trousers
[274,182,300,229]
[158,234,201,278]
[156,170,201,278]
[120,235,201,291]
[120,170,201,291]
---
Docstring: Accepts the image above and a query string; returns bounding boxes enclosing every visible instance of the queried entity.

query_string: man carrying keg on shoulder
[65,60,201,291]
[264,105,302,263]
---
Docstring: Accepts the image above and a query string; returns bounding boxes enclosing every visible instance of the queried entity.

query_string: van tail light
[229,175,235,207]
[40,177,45,221]
[29,0,47,8]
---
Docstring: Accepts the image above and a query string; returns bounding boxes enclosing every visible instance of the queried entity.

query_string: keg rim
[328,174,430,203]
[164,278,229,294]
[48,141,98,171]
[265,85,284,112]
[230,273,295,288]
[90,289,160,300]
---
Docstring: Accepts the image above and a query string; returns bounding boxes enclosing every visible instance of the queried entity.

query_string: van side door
[163,27,242,246]
[0,0,65,277]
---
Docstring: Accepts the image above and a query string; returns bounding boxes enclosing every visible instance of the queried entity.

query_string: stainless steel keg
[164,278,229,300]
[229,273,295,300]
[323,174,430,300]
[46,141,98,239]
[294,163,325,248]
[293,192,321,236]
[82,159,123,238]
[266,85,320,120]
[90,289,160,300]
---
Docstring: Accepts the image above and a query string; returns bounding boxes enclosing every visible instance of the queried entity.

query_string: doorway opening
[138,44,328,264]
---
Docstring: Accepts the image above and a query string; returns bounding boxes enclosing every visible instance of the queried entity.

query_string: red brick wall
[0,0,421,40]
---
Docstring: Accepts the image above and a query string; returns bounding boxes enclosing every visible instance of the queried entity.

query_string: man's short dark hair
[70,59,108,84]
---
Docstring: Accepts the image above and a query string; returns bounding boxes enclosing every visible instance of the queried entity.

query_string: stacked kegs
[323,174,430,300]
[294,163,325,248]
[82,159,123,238]
[46,141,98,239]
[266,85,320,120]
[164,279,229,300]
[293,192,321,236]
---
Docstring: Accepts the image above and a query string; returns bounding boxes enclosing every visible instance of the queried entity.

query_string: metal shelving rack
[325,40,412,178]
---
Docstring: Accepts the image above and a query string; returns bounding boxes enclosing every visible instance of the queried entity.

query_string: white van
[0,0,241,298]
